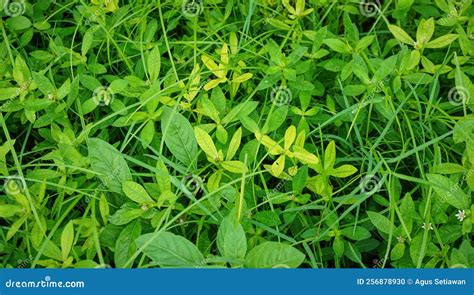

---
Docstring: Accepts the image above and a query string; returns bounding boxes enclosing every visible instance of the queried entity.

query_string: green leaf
[13,56,30,84]
[262,106,288,134]
[432,163,465,174]
[292,166,308,193]
[426,174,470,209]
[0,204,23,218]
[221,161,248,173]
[140,120,155,147]
[0,88,20,100]
[253,210,281,227]
[32,72,56,96]
[135,232,204,267]
[410,233,425,266]
[161,107,198,167]
[122,181,154,204]
[61,222,74,261]
[391,243,405,260]
[6,16,31,31]
[42,239,63,261]
[330,165,358,178]
[323,38,351,54]
[109,207,143,225]
[333,237,345,257]
[416,18,435,45]
[221,101,258,125]
[425,34,458,48]
[245,242,305,268]
[99,194,109,225]
[88,138,132,195]
[343,85,367,96]
[194,126,219,160]
[226,127,242,161]
[147,46,161,82]
[340,226,371,241]
[217,215,247,260]
[388,24,415,45]
[267,18,290,30]
[81,28,95,56]
[115,220,141,268]
[367,211,393,234]
[324,141,336,171]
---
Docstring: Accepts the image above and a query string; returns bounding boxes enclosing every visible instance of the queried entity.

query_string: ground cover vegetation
[0,0,473,268]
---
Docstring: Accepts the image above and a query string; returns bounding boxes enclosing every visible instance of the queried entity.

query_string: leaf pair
[195,126,248,173]
[388,18,458,49]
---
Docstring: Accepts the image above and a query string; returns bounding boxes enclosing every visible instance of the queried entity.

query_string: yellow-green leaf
[194,126,219,160]
[232,73,253,83]
[221,161,248,173]
[99,193,109,225]
[122,181,154,204]
[271,155,286,176]
[293,146,319,165]
[330,164,358,178]
[324,140,336,170]
[388,24,415,45]
[416,18,435,45]
[61,222,74,261]
[204,78,225,91]
[256,133,284,155]
[425,34,458,49]
[226,127,242,161]
[284,126,296,150]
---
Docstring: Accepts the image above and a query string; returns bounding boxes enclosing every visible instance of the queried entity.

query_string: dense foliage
[0,0,473,268]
